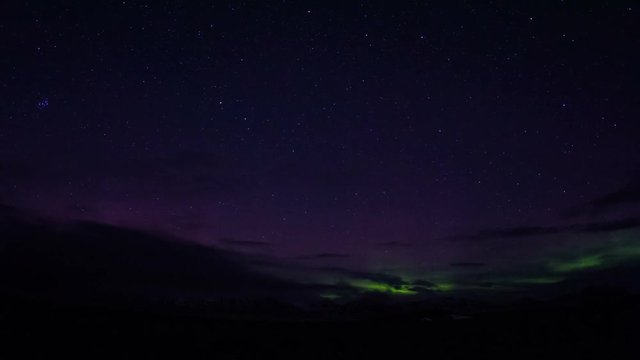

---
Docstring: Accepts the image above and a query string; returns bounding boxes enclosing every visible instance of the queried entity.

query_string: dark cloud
[447,225,566,241]
[411,279,435,287]
[566,182,640,218]
[218,237,271,248]
[447,217,640,241]
[296,253,352,260]
[450,262,485,268]
[557,264,640,293]
[377,241,413,248]
[407,286,434,294]
[318,267,406,287]
[581,217,640,233]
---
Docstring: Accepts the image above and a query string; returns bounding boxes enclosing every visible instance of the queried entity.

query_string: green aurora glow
[349,279,418,295]
[313,234,640,298]
[548,255,603,273]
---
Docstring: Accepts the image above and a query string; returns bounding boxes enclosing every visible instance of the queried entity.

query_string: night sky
[1,1,640,298]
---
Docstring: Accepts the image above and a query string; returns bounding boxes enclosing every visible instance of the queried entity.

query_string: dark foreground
[1,295,638,359]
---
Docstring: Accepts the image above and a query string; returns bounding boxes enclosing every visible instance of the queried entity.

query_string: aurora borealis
[1,1,639,304]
